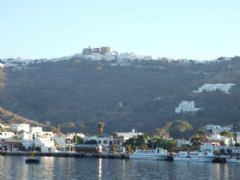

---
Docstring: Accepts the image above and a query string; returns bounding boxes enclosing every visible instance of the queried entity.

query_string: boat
[25,134,40,164]
[129,148,169,160]
[25,158,40,164]
[174,151,215,162]
[225,156,240,163]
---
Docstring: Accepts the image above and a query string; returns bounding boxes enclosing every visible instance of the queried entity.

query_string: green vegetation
[98,122,105,136]
[155,120,193,139]
[123,135,149,152]
[220,130,234,138]
[73,135,84,144]
[123,134,178,153]
[191,134,208,149]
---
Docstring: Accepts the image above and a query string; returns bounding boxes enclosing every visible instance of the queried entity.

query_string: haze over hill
[0,52,240,133]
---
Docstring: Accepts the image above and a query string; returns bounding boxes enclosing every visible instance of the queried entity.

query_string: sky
[0,0,240,60]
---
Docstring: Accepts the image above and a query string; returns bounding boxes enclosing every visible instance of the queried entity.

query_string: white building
[96,136,113,153]
[30,126,43,134]
[53,134,74,152]
[200,143,219,152]
[115,129,143,142]
[22,137,57,152]
[205,124,233,134]
[208,134,231,146]
[176,139,192,148]
[236,132,240,144]
[0,132,15,139]
[0,123,10,129]
[11,124,30,133]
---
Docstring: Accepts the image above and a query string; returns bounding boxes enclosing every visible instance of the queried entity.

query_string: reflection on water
[98,158,102,180]
[0,156,240,180]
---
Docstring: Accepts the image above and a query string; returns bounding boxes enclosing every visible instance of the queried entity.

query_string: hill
[0,55,240,133]
[0,106,45,127]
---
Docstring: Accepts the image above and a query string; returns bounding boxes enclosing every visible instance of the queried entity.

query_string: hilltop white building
[205,124,233,134]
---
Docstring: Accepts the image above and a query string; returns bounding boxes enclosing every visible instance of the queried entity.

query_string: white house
[0,132,15,139]
[205,124,233,134]
[115,129,143,142]
[30,126,43,134]
[208,134,231,146]
[176,139,192,148]
[236,132,240,144]
[53,134,74,152]
[22,137,57,152]
[96,136,113,153]
[200,143,219,152]
[11,124,30,133]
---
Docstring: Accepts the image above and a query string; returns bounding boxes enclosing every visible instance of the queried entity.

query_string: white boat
[129,148,169,160]
[226,156,240,163]
[174,151,215,162]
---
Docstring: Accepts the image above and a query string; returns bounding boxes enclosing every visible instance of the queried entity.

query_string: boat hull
[129,155,168,160]
[25,158,40,164]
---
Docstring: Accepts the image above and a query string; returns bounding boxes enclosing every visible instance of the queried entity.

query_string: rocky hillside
[0,56,240,133]
[0,107,44,127]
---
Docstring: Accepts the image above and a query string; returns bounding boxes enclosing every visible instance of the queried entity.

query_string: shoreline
[0,151,129,159]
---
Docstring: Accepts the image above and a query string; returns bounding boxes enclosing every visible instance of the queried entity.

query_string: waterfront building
[208,134,231,146]
[96,136,113,153]
[53,134,75,152]
[0,131,15,139]
[236,132,240,144]
[0,139,22,151]
[176,139,192,148]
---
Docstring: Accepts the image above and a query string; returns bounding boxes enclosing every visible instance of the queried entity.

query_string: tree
[191,134,208,148]
[123,135,148,152]
[169,120,193,138]
[51,127,61,134]
[155,122,172,138]
[73,135,84,144]
[98,122,105,136]
[220,130,233,138]
[151,137,177,152]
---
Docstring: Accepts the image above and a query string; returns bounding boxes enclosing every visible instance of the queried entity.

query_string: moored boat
[174,151,215,162]
[25,158,40,164]
[129,148,169,160]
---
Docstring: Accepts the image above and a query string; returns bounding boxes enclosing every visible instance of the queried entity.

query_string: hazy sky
[1,0,240,60]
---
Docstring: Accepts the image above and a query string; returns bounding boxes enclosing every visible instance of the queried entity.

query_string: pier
[0,151,129,159]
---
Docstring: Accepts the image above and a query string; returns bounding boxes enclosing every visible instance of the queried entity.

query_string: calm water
[0,156,239,180]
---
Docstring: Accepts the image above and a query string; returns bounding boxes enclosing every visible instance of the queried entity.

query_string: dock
[0,151,129,159]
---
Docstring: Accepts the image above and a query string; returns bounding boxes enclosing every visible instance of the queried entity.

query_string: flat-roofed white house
[205,124,233,134]
[30,126,43,134]
[11,124,30,133]
[96,136,113,153]
[53,134,74,152]
[0,131,15,139]
[114,129,143,142]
